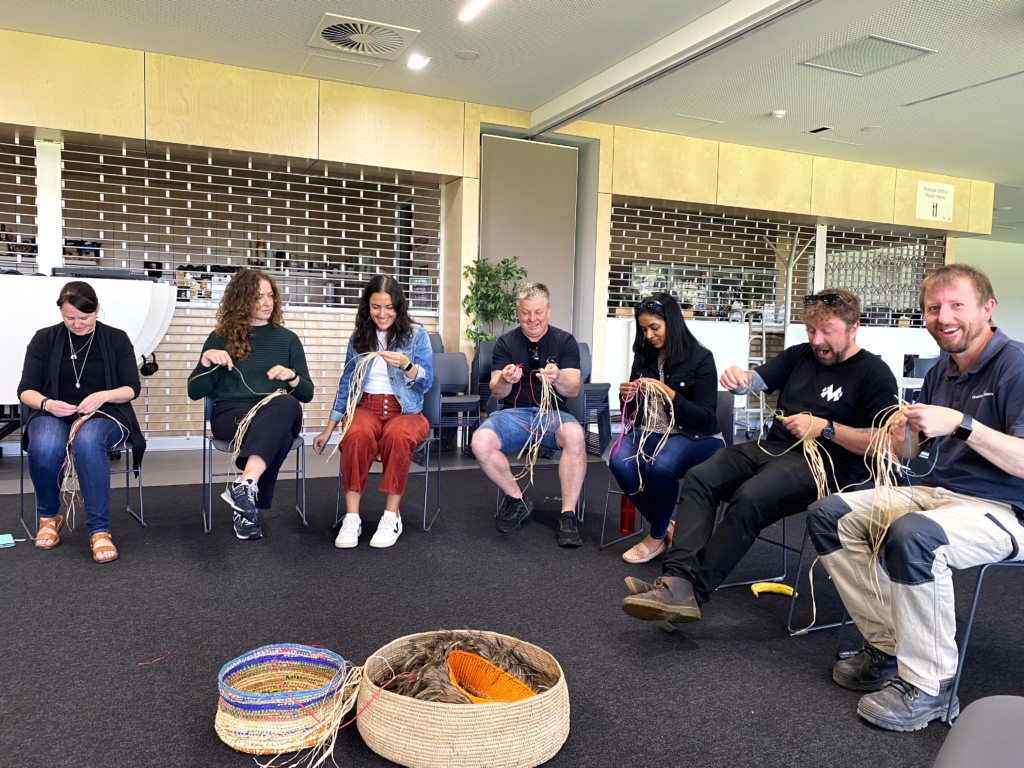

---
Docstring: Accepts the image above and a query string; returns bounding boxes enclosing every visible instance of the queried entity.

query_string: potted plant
[462,256,528,347]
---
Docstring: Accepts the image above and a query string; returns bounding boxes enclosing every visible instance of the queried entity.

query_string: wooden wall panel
[463,104,529,178]
[556,120,615,194]
[893,168,971,231]
[611,127,718,205]
[319,82,464,177]
[717,143,812,215]
[0,30,144,139]
[810,157,896,224]
[968,179,995,235]
[145,54,319,158]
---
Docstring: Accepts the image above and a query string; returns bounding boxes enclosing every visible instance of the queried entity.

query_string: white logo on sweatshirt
[821,385,844,402]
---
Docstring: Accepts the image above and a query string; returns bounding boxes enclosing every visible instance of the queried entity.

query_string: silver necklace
[68,328,96,389]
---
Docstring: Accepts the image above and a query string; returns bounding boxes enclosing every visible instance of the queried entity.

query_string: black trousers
[211,396,302,510]
[661,440,819,605]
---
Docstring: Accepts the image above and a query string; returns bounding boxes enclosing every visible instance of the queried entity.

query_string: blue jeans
[609,431,724,540]
[477,407,581,452]
[27,414,124,535]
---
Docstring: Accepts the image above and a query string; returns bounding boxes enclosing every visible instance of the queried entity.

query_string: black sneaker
[495,495,533,533]
[557,512,582,547]
[222,480,262,540]
[833,645,899,692]
[857,677,959,732]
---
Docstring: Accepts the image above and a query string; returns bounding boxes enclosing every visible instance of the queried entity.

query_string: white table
[0,275,176,404]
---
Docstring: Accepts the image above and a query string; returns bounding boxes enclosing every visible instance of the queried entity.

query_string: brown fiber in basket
[357,630,570,768]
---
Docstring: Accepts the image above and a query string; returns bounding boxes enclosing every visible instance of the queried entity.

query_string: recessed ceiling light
[407,54,430,69]
[995,206,1014,211]
[459,0,492,22]
[456,50,480,60]
[860,126,883,132]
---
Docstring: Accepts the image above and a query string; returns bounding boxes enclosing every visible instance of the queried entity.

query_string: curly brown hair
[802,287,861,328]
[215,269,283,360]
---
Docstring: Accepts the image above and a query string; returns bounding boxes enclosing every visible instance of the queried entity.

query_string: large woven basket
[215,644,356,755]
[357,631,570,768]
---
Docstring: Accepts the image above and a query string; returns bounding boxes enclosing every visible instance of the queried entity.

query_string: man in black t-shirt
[471,283,586,547]
[622,287,897,625]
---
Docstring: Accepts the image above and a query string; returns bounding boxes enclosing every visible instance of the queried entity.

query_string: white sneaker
[370,511,403,548]
[334,514,362,549]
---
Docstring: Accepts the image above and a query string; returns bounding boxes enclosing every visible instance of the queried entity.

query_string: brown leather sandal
[89,532,119,564]
[35,514,65,549]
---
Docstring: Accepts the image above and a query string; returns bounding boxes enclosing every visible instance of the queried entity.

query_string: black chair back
[428,333,444,353]
[578,342,592,384]
[433,352,470,395]
[716,391,735,446]
[421,376,442,429]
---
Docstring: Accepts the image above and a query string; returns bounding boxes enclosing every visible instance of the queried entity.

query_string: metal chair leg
[599,476,647,551]
[334,458,343,528]
[124,448,146,528]
[294,442,307,527]
[423,438,442,532]
[947,563,991,725]
[786,526,846,634]
[718,518,793,590]
[20,419,36,540]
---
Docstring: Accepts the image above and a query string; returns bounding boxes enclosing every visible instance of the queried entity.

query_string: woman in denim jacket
[313,275,434,549]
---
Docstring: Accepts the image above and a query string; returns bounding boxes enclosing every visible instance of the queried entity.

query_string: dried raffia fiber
[608,379,675,491]
[60,411,130,531]
[327,351,383,460]
[215,644,360,767]
[511,370,562,488]
[372,630,559,703]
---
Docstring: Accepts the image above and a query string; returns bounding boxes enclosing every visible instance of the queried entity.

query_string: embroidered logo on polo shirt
[972,392,994,400]
[820,385,844,402]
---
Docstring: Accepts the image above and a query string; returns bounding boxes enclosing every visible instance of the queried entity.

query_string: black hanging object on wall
[140,354,160,377]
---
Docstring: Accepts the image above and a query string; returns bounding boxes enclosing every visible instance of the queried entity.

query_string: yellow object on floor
[751,582,795,598]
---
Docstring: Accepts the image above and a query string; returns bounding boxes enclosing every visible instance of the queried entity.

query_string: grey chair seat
[933,696,1024,768]
[210,435,303,454]
[441,394,481,406]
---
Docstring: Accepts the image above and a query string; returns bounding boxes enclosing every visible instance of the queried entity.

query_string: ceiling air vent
[808,126,832,134]
[308,14,420,61]
[801,35,935,77]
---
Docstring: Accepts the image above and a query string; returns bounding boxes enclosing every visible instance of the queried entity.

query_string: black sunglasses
[804,293,849,308]
[527,341,542,370]
[634,300,664,314]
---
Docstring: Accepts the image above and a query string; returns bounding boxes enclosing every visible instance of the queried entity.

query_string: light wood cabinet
[319,82,464,177]
[145,54,319,159]
[810,157,896,223]
[611,127,718,204]
[717,143,813,215]
[968,179,995,235]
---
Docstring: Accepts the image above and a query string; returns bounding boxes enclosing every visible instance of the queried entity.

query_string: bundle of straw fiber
[357,630,570,768]
[215,644,359,760]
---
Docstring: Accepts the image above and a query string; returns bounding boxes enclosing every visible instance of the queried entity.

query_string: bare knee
[472,428,501,460]
[557,424,585,454]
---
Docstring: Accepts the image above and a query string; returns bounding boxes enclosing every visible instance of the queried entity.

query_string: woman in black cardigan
[17,281,145,563]
[610,292,724,564]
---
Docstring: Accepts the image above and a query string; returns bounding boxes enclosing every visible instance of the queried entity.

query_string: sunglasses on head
[804,293,849,308]
[527,341,542,370]
[634,299,664,314]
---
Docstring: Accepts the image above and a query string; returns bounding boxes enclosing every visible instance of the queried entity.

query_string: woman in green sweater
[187,269,313,540]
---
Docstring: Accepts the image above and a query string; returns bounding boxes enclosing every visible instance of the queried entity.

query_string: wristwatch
[821,419,836,441]
[402,359,414,372]
[952,413,974,442]
[40,398,49,413]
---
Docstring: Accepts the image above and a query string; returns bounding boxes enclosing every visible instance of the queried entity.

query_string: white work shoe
[334,514,362,549]
[370,511,403,548]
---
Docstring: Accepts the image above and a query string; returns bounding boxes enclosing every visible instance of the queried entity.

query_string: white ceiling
[0,0,1021,241]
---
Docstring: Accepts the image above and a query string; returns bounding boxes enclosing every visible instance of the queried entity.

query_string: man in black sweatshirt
[621,287,897,625]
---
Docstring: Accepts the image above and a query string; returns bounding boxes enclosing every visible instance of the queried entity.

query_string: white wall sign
[915,180,955,223]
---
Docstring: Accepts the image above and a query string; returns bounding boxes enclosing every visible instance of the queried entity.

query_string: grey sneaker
[833,645,899,692]
[222,480,262,540]
[857,677,959,732]
[495,495,533,533]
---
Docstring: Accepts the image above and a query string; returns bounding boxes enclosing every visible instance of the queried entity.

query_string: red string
[337,672,417,730]
[137,650,171,666]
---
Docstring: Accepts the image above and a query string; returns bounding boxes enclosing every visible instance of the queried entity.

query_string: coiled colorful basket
[215,644,358,755]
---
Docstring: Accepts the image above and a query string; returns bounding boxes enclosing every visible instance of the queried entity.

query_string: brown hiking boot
[624,576,656,596]
[621,576,701,624]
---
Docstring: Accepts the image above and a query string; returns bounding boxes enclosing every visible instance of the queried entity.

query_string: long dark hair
[56,281,99,313]
[632,292,701,365]
[351,275,418,354]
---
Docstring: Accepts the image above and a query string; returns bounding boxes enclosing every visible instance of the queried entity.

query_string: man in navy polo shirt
[807,264,1024,732]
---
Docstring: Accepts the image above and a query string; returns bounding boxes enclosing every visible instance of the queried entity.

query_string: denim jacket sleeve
[329,336,358,423]
[404,325,434,394]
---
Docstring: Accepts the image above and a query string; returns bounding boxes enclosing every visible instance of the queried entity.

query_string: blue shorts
[477,408,581,453]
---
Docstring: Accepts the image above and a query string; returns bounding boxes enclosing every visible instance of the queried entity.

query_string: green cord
[743,384,813,457]
[187,364,284,397]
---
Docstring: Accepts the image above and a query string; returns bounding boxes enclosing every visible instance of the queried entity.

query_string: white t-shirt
[362,330,393,395]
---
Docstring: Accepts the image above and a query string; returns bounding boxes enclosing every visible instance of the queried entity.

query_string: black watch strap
[821,419,836,440]
[952,413,974,442]
[402,360,414,372]
[40,397,49,413]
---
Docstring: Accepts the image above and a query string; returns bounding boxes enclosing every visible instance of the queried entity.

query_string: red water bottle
[619,496,636,535]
